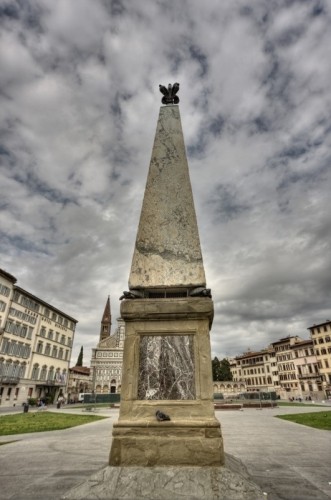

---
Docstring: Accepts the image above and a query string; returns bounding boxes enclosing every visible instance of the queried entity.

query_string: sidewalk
[218,405,331,500]
[0,406,330,499]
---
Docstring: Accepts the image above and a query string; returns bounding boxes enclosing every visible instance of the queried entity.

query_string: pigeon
[156,410,171,421]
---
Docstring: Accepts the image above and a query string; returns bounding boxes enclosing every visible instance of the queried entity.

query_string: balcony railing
[298,373,321,380]
[46,379,66,386]
[0,376,20,385]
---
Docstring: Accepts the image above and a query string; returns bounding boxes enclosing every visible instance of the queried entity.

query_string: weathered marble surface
[138,335,195,400]
[129,105,206,289]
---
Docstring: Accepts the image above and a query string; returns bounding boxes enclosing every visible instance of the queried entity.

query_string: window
[48,367,54,380]
[0,284,10,297]
[318,338,324,344]
[55,332,59,342]
[0,300,6,312]
[40,366,47,380]
[325,336,330,342]
[52,312,57,322]
[19,363,26,378]
[20,325,27,338]
[20,296,39,312]
[27,327,33,340]
[40,327,46,337]
[48,330,53,340]
[31,364,40,379]
[36,342,43,354]
[0,338,9,354]
[44,308,50,318]
[325,360,329,369]
[61,335,65,344]
[45,344,51,356]
[52,346,58,358]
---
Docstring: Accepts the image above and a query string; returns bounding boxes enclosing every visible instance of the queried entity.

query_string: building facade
[90,297,125,394]
[213,379,246,397]
[291,339,322,399]
[271,336,302,398]
[232,347,277,394]
[308,321,331,398]
[67,365,91,402]
[0,269,77,407]
[229,334,327,400]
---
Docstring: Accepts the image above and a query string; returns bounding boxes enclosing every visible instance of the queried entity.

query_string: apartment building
[270,336,304,399]
[308,321,331,398]
[229,333,329,399]
[0,269,77,407]
[233,348,276,393]
[290,339,323,399]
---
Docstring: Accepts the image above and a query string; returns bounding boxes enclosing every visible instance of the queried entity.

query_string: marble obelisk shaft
[129,105,205,289]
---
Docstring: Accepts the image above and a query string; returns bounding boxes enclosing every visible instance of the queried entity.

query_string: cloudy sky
[1,0,331,366]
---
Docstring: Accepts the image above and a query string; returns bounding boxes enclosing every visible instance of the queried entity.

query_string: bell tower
[99,296,111,342]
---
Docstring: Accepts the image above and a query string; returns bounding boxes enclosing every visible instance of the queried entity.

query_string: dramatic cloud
[1,0,330,364]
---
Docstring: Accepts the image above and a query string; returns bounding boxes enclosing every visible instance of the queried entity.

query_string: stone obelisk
[109,84,224,467]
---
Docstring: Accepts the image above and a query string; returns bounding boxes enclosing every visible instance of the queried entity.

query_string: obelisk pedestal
[110,297,224,466]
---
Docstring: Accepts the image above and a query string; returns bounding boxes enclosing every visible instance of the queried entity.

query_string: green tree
[76,346,83,367]
[212,357,222,381]
[212,357,233,381]
[219,358,233,381]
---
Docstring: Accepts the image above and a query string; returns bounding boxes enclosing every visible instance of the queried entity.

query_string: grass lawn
[277,402,325,407]
[0,411,106,436]
[65,403,117,409]
[276,411,331,430]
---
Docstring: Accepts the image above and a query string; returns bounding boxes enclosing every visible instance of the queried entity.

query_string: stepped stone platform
[63,454,265,500]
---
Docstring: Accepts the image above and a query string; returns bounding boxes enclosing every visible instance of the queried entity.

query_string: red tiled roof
[69,366,90,375]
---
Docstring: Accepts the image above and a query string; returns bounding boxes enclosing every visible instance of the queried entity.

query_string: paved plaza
[0,404,330,499]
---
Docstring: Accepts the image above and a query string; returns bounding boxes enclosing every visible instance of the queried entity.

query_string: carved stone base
[109,420,224,467]
[63,455,264,500]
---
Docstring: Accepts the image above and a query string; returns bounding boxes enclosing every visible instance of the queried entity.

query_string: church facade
[90,297,125,394]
